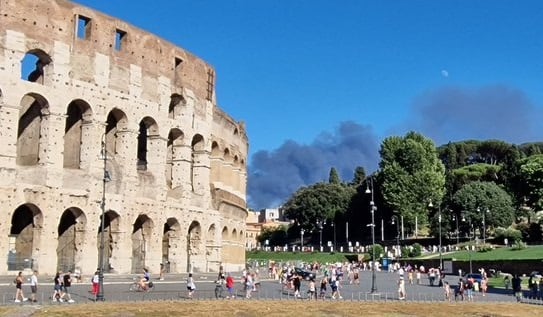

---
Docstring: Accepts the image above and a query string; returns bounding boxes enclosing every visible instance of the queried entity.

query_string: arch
[9,204,43,271]
[211,141,221,157]
[223,148,231,162]
[57,207,87,272]
[233,127,239,136]
[190,134,205,192]
[16,93,49,166]
[233,155,240,167]
[166,128,185,189]
[187,221,202,272]
[232,228,238,241]
[21,49,52,84]
[207,224,216,243]
[162,217,181,273]
[221,226,229,240]
[168,93,186,119]
[137,116,159,171]
[63,99,92,169]
[105,108,128,159]
[97,210,121,273]
[131,214,153,273]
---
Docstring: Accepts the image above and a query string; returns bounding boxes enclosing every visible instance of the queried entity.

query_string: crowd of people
[13,270,75,304]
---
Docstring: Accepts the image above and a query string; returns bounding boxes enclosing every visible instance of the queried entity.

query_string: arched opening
[105,108,128,160]
[166,129,184,189]
[232,229,238,242]
[187,221,202,272]
[57,208,86,272]
[190,134,205,192]
[21,49,52,84]
[131,214,153,273]
[16,93,49,166]
[162,218,181,273]
[137,116,158,171]
[210,141,221,183]
[63,99,92,169]
[168,93,185,119]
[97,210,120,273]
[221,226,229,240]
[9,204,43,271]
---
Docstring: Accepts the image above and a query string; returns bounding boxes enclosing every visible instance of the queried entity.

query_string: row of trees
[269,132,543,247]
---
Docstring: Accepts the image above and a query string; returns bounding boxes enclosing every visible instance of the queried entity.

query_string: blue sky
[74,0,543,209]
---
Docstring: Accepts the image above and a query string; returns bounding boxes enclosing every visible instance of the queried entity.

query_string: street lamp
[365,176,378,293]
[452,214,459,245]
[331,221,336,251]
[97,135,110,301]
[478,207,490,245]
[391,215,400,260]
[428,200,443,270]
[300,228,305,251]
[316,220,324,251]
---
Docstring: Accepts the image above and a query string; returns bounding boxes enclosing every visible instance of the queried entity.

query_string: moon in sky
[441,70,449,77]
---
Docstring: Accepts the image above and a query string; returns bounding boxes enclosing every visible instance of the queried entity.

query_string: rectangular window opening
[175,57,183,70]
[206,69,214,101]
[76,15,91,40]
[115,29,127,51]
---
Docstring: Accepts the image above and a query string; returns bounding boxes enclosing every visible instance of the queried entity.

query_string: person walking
[29,270,38,303]
[398,276,406,300]
[52,271,63,302]
[62,271,75,303]
[226,273,235,299]
[186,273,196,299]
[14,271,27,303]
[91,270,100,301]
[512,274,522,302]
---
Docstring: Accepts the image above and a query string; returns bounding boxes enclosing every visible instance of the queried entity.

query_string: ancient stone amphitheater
[0,0,248,275]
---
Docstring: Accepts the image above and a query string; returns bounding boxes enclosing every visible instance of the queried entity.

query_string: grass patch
[424,245,543,261]
[14,301,543,317]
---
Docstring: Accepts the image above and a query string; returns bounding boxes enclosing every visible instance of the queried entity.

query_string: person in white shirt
[29,271,38,303]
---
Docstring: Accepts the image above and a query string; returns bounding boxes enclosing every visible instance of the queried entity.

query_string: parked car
[464,273,484,285]
[530,271,542,279]
[294,267,316,281]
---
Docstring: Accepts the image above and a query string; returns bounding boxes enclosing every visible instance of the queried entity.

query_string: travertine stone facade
[0,0,248,275]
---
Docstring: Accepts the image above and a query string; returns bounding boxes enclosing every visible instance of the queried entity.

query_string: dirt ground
[2,300,543,317]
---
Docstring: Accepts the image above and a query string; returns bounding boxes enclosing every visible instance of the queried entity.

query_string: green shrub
[494,227,522,244]
[511,240,527,250]
[367,244,384,260]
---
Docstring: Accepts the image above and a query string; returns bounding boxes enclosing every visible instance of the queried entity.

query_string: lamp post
[478,207,490,245]
[365,176,378,293]
[391,215,400,260]
[300,228,305,251]
[452,214,459,245]
[331,221,336,251]
[97,136,109,301]
[316,220,324,251]
[428,200,443,269]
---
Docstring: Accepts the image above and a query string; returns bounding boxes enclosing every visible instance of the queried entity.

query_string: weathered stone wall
[0,0,248,275]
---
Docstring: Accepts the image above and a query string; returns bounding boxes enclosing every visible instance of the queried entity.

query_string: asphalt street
[0,270,518,306]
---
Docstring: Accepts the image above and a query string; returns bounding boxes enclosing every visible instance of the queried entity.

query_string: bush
[400,243,422,258]
[494,227,522,244]
[511,240,527,250]
[367,244,384,260]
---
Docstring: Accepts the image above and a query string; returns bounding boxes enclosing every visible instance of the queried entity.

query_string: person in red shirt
[226,273,235,299]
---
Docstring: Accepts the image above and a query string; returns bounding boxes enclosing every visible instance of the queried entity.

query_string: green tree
[451,181,515,239]
[282,182,355,229]
[257,226,288,246]
[379,131,446,234]
[351,166,366,186]
[516,154,543,211]
[329,167,341,184]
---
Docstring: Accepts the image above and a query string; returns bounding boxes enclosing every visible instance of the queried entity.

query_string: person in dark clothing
[512,274,522,302]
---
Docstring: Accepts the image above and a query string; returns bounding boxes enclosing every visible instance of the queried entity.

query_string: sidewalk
[0,272,229,286]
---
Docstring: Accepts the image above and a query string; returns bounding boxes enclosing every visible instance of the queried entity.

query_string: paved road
[0,270,518,306]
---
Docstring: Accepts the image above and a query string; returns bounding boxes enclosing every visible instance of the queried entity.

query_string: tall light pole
[391,215,400,260]
[452,214,459,245]
[316,220,324,251]
[300,228,305,251]
[479,207,490,245]
[366,176,377,293]
[428,200,443,269]
[331,222,336,251]
[97,135,109,302]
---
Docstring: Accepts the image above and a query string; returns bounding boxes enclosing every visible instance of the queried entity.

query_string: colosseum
[0,0,248,276]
